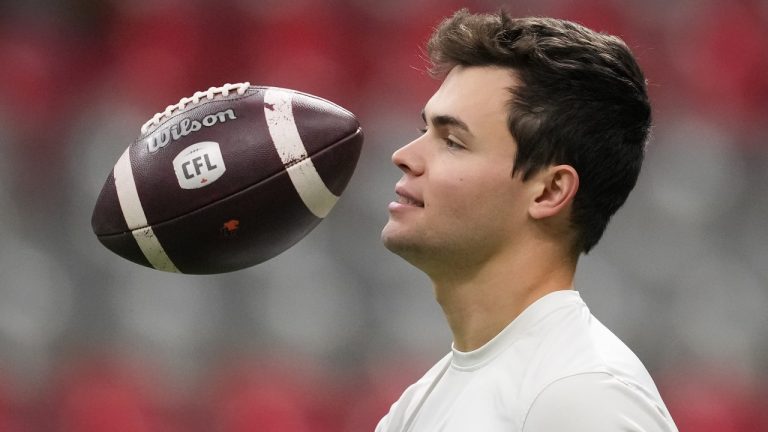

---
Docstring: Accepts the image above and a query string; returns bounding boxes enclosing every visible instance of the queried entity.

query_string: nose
[391,137,425,176]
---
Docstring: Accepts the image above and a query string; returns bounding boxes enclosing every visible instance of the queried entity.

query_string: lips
[395,185,424,207]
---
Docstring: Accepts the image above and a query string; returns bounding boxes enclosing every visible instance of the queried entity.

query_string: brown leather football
[91,83,363,274]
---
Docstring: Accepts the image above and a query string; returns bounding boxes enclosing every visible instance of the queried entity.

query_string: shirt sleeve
[522,373,678,432]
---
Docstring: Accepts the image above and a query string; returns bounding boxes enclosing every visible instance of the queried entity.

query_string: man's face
[381,66,534,273]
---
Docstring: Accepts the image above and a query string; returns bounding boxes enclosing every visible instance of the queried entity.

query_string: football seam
[138,89,260,138]
[267,86,359,121]
[96,127,363,238]
[139,87,358,139]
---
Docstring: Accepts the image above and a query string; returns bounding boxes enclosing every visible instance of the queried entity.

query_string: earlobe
[529,165,579,220]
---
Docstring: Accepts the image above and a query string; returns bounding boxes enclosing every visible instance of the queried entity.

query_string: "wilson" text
[147,109,237,153]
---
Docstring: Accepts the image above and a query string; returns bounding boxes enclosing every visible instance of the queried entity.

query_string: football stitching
[140,82,251,134]
[138,88,257,138]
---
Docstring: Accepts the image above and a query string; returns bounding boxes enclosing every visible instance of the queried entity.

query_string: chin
[381,227,431,269]
[381,223,412,253]
[380,224,402,252]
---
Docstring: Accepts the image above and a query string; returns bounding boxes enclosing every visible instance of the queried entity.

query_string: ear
[528,165,579,220]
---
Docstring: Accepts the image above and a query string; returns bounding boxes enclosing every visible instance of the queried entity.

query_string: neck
[430,240,577,352]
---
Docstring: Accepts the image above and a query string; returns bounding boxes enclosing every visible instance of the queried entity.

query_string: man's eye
[445,138,464,150]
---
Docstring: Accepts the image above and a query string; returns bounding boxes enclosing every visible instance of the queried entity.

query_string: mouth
[394,187,424,208]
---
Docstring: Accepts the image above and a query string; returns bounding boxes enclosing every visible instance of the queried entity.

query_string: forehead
[425,66,518,127]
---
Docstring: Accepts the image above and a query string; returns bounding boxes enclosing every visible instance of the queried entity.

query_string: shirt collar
[450,289,584,370]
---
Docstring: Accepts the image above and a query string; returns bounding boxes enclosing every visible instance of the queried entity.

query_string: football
[91,83,363,274]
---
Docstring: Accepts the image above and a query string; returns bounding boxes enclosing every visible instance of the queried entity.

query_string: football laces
[140,82,251,134]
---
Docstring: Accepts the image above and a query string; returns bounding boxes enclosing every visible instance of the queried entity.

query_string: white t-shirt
[376,290,678,432]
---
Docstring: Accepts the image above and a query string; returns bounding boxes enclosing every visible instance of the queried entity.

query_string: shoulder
[522,373,678,432]
[520,294,662,398]
[375,353,452,432]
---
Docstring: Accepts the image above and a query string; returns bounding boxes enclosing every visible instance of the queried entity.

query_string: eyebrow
[421,109,474,138]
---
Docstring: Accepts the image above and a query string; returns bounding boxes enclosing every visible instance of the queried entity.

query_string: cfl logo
[172,141,226,189]
[182,153,217,179]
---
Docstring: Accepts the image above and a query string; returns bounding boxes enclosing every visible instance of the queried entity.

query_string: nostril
[392,140,424,176]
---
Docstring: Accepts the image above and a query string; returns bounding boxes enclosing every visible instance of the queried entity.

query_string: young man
[378,9,678,432]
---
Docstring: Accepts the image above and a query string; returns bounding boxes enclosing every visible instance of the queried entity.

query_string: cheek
[429,168,514,217]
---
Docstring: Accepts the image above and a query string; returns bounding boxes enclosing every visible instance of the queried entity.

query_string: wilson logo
[147,109,237,153]
[172,141,226,189]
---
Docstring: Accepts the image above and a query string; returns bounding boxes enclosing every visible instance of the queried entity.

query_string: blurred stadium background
[0,0,767,430]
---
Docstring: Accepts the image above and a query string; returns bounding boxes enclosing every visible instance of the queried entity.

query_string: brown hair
[427,9,651,254]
